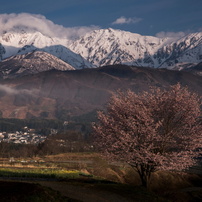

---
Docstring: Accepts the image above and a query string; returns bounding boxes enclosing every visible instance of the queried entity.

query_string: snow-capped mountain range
[0,28,202,75]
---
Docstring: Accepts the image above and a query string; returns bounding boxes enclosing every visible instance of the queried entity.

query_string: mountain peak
[69,28,172,67]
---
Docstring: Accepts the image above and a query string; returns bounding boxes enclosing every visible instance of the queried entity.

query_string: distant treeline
[0,118,93,135]
[0,118,64,133]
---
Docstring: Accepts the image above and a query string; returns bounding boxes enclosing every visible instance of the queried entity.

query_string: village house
[0,127,47,145]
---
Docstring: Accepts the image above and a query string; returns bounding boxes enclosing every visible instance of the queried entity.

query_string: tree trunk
[134,165,152,189]
[139,172,150,189]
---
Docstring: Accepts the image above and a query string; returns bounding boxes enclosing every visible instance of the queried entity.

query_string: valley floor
[0,153,202,201]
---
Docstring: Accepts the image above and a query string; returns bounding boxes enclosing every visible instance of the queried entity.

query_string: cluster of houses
[0,126,47,144]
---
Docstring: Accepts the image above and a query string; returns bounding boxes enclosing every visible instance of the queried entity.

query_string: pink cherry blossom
[93,84,202,188]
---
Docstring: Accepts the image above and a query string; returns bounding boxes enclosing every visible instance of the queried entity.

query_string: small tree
[93,84,202,188]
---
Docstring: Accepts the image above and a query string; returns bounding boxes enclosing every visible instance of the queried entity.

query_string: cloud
[0,84,38,95]
[65,26,100,39]
[155,31,188,39]
[112,16,142,25]
[0,85,18,94]
[0,13,99,39]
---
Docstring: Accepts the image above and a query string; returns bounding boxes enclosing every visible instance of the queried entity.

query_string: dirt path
[38,181,133,202]
[0,177,134,201]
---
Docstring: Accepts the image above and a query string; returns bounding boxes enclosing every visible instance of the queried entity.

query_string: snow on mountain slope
[0,30,92,69]
[68,28,174,67]
[69,28,202,69]
[156,32,202,69]
[0,51,75,78]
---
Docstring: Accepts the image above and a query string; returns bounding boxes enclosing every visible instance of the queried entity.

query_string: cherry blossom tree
[93,84,202,188]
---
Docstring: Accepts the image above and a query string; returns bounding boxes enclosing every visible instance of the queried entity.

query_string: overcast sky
[0,0,201,38]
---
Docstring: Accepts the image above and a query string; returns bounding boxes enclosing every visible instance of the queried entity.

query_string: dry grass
[44,152,100,161]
